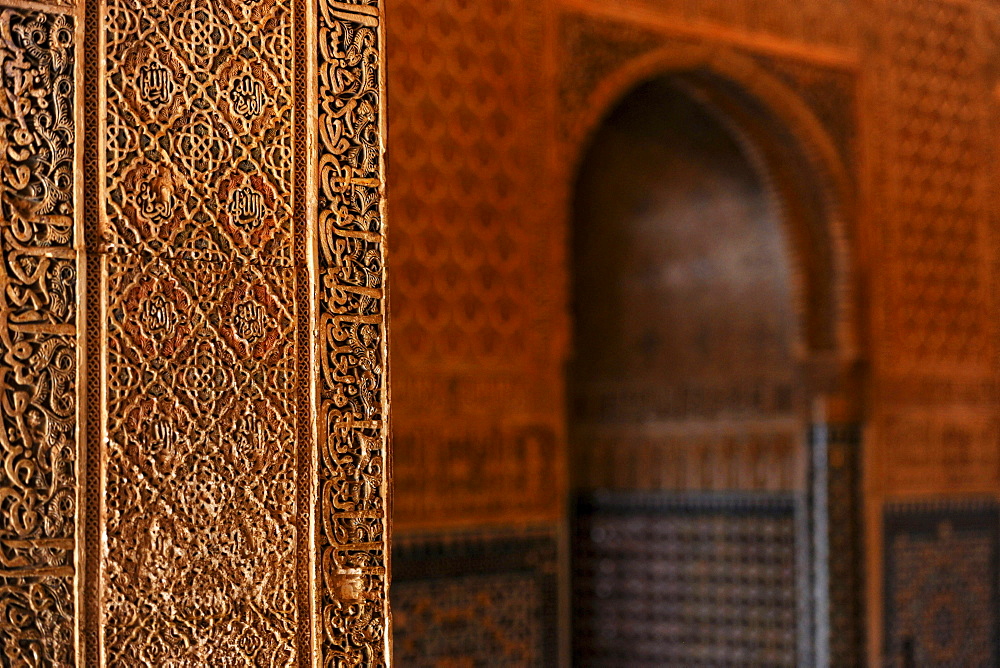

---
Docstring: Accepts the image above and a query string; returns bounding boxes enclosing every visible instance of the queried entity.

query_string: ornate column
[0,0,390,664]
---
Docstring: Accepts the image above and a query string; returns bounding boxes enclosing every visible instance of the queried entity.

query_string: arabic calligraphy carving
[0,7,77,666]
[317,3,389,664]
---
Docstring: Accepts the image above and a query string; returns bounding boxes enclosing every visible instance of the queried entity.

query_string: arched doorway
[567,75,861,666]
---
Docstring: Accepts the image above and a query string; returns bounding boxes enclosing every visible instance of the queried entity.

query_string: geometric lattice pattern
[97,0,388,663]
[573,492,799,667]
[880,0,988,366]
[102,0,300,657]
[386,0,550,366]
[884,501,998,668]
[386,0,563,528]
[1,0,392,661]
[392,528,559,667]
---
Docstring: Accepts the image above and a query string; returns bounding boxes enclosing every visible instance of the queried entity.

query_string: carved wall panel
[866,0,997,497]
[0,0,389,663]
[855,1,1000,661]
[874,0,989,373]
[385,0,566,530]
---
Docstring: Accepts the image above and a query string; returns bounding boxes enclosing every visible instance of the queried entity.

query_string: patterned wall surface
[0,0,390,663]
[101,0,302,657]
[392,528,559,667]
[884,501,998,668]
[573,492,799,666]
[315,4,390,663]
[869,0,998,498]
[385,0,566,530]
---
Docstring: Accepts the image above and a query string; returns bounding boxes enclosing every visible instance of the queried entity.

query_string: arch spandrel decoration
[0,0,390,664]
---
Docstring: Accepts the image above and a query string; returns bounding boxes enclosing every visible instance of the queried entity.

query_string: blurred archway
[568,75,861,666]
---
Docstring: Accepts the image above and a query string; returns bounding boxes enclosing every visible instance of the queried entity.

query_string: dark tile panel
[392,527,560,667]
[884,500,999,668]
[573,491,799,667]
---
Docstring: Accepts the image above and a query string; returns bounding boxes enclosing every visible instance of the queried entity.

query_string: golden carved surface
[0,8,76,665]
[316,4,390,662]
[101,0,302,659]
[0,0,389,663]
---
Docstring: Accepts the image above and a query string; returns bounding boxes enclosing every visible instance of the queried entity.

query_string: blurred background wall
[385,0,1000,665]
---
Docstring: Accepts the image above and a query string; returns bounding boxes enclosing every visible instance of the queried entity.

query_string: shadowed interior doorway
[568,78,809,666]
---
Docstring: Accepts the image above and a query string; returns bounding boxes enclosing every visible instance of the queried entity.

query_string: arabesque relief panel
[866,0,998,498]
[315,2,390,660]
[0,0,390,663]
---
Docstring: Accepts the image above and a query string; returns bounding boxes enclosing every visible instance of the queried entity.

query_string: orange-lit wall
[387,1,1000,663]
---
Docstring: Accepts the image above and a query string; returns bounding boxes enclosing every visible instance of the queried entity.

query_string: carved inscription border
[316,1,389,665]
[0,6,77,665]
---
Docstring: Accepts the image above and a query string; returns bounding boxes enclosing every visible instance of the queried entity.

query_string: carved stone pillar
[0,0,389,664]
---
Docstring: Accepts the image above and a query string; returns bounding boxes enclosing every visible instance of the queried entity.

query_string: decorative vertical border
[72,1,85,661]
[292,0,315,660]
[0,4,80,664]
[80,0,102,661]
[809,423,865,668]
[315,0,390,664]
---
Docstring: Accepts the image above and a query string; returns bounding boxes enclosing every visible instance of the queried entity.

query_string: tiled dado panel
[0,0,390,664]
[572,492,799,666]
[883,501,999,668]
[391,527,560,667]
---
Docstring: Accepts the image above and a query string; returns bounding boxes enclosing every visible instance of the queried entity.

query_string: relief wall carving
[867,0,997,497]
[0,0,389,663]
[0,8,76,664]
[384,1,565,662]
